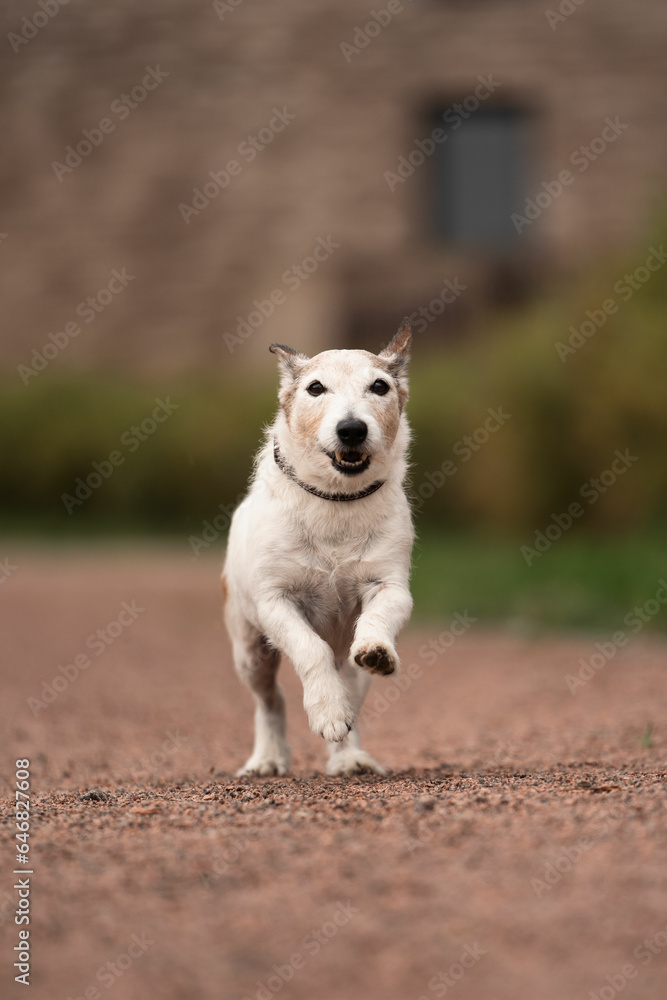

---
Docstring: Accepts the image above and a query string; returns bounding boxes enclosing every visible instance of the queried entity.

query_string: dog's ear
[269,344,310,401]
[379,320,412,375]
[269,343,309,376]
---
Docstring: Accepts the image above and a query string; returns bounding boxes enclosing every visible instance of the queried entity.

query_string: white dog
[222,321,414,776]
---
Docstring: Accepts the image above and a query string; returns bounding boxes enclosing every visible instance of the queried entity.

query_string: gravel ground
[1,545,666,1000]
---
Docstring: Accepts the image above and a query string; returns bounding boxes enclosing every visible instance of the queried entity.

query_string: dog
[222,321,414,776]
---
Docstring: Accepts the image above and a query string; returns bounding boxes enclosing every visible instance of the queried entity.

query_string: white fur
[223,333,414,776]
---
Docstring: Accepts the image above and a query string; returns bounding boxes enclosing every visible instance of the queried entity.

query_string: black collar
[273,442,385,502]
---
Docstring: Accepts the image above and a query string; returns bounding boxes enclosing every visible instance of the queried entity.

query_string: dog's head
[269,321,411,489]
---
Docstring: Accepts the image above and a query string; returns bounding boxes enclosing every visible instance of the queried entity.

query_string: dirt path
[1,545,666,1000]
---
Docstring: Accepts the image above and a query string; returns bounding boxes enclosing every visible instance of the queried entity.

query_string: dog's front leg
[350,582,413,676]
[256,595,355,742]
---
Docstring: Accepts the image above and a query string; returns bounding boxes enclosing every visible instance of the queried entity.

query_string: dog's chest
[299,536,368,593]
[284,532,378,630]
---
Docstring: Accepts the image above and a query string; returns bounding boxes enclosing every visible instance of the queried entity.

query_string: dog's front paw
[237,751,291,777]
[327,749,386,776]
[351,639,398,676]
[304,679,355,743]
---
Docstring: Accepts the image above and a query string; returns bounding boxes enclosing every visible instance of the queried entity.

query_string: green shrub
[408,241,667,532]
[0,375,277,532]
[1,234,666,535]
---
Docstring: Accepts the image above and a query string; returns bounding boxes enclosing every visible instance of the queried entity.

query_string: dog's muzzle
[329,419,371,475]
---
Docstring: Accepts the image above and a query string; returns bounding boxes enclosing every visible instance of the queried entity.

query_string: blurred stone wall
[1,0,666,374]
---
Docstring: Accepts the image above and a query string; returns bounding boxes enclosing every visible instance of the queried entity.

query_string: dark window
[430,106,528,251]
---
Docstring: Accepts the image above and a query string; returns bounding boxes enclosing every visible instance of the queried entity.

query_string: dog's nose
[336,418,368,447]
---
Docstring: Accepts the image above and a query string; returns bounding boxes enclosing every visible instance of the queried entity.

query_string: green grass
[640,723,654,750]
[4,519,665,635]
[411,527,667,633]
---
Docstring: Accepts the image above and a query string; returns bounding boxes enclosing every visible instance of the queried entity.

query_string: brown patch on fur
[280,354,328,437]
[363,351,409,415]
[270,344,311,422]
[279,381,299,422]
[246,633,282,709]
[291,393,326,445]
[394,377,409,412]
[375,390,401,441]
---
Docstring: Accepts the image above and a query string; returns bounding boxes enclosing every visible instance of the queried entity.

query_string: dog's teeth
[332,451,368,468]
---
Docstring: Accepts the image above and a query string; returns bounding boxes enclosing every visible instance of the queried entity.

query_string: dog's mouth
[326,449,371,476]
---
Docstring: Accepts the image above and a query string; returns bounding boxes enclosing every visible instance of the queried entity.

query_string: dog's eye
[370,378,390,396]
[306,381,326,396]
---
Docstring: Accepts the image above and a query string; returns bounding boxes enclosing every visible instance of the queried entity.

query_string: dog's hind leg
[227,604,291,777]
[326,662,386,776]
